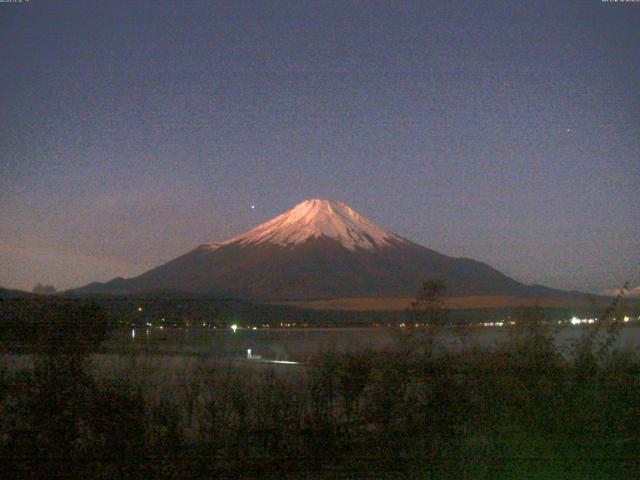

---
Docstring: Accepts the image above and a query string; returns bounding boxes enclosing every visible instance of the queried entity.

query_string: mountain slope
[70,199,573,301]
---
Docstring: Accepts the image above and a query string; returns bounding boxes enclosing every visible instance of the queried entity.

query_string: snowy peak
[217,199,406,251]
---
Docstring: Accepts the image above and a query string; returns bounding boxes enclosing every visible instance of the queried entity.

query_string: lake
[105,324,640,362]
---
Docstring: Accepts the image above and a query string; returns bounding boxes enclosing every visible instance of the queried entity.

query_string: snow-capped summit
[218,199,406,251]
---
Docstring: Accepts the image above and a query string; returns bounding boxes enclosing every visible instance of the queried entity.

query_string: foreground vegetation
[0,297,639,478]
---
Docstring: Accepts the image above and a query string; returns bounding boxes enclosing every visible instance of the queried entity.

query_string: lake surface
[2,325,638,381]
[105,325,640,361]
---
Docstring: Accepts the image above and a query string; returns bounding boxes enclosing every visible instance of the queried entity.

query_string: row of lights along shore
[133,307,638,331]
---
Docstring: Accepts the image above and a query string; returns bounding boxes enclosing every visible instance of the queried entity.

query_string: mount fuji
[71,199,571,302]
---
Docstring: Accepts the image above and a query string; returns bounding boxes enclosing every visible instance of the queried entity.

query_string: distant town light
[131,329,135,339]
[571,317,580,325]
[231,324,238,333]
[481,321,505,327]
[137,307,143,312]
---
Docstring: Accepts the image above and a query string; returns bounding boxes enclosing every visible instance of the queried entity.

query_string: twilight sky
[1,0,638,294]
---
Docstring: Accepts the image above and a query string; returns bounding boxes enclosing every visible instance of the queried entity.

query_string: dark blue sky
[1,0,638,293]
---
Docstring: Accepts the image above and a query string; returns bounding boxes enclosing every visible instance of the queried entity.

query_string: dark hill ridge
[69,199,580,301]
[0,287,37,299]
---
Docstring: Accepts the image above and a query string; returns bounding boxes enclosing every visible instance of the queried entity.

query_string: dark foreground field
[1,300,639,478]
